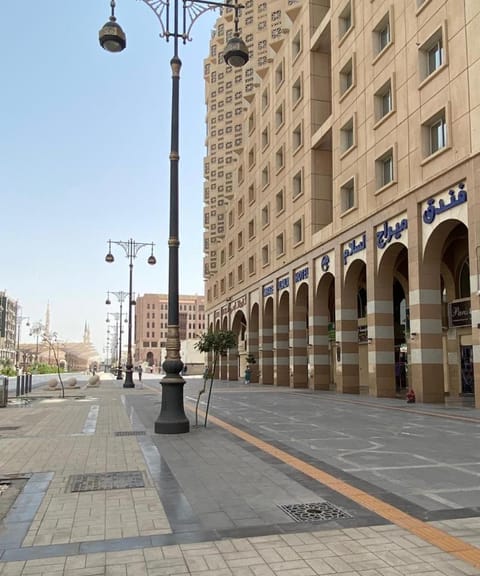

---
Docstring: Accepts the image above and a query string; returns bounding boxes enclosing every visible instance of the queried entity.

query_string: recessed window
[238,164,244,184]
[248,112,255,134]
[275,102,285,130]
[237,197,244,216]
[375,149,395,189]
[248,184,255,204]
[237,230,244,250]
[248,146,256,169]
[340,117,354,153]
[261,204,270,227]
[262,244,270,266]
[339,57,354,96]
[275,145,285,172]
[228,240,234,258]
[293,218,304,245]
[373,12,392,56]
[419,28,445,80]
[340,178,355,213]
[374,79,393,123]
[276,189,285,214]
[424,110,447,156]
[261,125,270,149]
[262,88,269,111]
[228,210,234,228]
[248,255,256,276]
[339,1,353,39]
[276,233,285,257]
[220,249,226,266]
[237,264,244,284]
[292,30,302,61]
[293,170,303,199]
[292,75,303,105]
[220,278,225,294]
[261,164,270,189]
[275,60,285,89]
[228,272,234,288]
[248,218,255,239]
[292,122,303,151]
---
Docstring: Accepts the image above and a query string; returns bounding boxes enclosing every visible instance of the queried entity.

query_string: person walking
[138,365,143,382]
[244,365,251,385]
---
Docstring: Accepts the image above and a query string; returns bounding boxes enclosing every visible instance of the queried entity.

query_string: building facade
[0,293,18,364]
[203,0,480,406]
[134,294,206,368]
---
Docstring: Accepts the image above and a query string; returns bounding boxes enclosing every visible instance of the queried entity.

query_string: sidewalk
[0,376,478,575]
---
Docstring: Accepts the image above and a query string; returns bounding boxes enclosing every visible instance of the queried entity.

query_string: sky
[0,1,216,356]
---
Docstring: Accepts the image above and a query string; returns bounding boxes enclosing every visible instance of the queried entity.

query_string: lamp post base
[154,379,189,434]
[124,366,135,388]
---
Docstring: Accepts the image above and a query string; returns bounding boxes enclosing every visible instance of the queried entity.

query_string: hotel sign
[448,298,471,328]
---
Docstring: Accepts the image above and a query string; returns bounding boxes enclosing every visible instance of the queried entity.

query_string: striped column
[260,298,274,385]
[274,294,290,386]
[367,299,395,397]
[335,300,360,395]
[291,285,308,388]
[311,276,334,390]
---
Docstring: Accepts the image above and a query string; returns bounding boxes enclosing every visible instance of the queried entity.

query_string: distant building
[0,293,17,363]
[134,294,205,369]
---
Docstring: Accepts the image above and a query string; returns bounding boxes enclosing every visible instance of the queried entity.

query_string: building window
[339,57,354,97]
[275,102,285,130]
[237,230,244,250]
[261,164,270,189]
[292,29,302,61]
[228,241,234,259]
[293,169,303,199]
[424,111,447,156]
[248,218,255,239]
[340,177,355,213]
[275,59,284,89]
[237,264,244,283]
[228,210,234,228]
[375,149,395,190]
[373,11,392,57]
[374,78,393,124]
[248,183,255,204]
[276,233,285,257]
[228,272,234,288]
[262,88,269,111]
[339,1,353,40]
[248,146,256,168]
[220,278,225,294]
[275,145,285,172]
[261,204,270,227]
[220,249,225,266]
[237,197,244,216]
[262,244,270,266]
[248,255,256,276]
[292,122,303,151]
[248,112,255,134]
[261,125,270,149]
[292,75,303,106]
[340,117,354,154]
[276,189,285,214]
[293,218,303,245]
[420,28,445,81]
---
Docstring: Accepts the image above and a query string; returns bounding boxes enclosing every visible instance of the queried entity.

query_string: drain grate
[114,430,146,436]
[278,501,352,522]
[0,427,20,431]
[68,471,145,492]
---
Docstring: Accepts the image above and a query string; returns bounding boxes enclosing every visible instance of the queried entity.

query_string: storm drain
[0,427,20,431]
[278,501,352,522]
[68,471,145,492]
[114,430,146,436]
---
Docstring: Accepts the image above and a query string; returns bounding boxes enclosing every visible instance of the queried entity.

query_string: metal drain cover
[69,471,145,492]
[279,502,352,522]
[114,431,146,436]
[0,427,20,431]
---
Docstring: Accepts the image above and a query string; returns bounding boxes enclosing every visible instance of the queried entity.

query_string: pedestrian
[244,365,251,385]
[138,365,143,382]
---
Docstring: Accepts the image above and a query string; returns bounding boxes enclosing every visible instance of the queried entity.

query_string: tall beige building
[134,294,205,368]
[203,0,480,406]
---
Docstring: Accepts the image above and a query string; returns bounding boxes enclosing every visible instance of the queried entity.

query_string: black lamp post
[15,313,30,372]
[106,312,124,374]
[105,292,128,380]
[105,240,156,388]
[99,0,249,434]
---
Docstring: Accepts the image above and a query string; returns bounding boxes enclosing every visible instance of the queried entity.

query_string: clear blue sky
[0,1,215,355]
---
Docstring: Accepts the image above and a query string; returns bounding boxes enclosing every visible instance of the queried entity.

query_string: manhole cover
[278,502,352,522]
[114,431,146,436]
[68,471,145,492]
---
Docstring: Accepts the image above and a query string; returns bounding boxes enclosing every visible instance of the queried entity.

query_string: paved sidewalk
[0,375,479,575]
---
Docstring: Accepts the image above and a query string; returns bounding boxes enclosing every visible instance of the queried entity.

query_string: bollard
[4,377,8,405]
[16,375,20,397]
[20,374,25,396]
[27,374,32,393]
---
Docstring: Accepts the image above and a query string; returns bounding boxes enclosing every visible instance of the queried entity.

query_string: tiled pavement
[0,375,479,575]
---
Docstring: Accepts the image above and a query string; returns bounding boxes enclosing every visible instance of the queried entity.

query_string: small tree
[194,330,236,427]
[42,332,65,398]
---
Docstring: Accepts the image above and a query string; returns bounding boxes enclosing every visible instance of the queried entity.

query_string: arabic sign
[423,183,467,225]
[343,233,366,265]
[263,285,274,297]
[277,277,289,290]
[376,218,408,249]
[294,267,308,283]
[448,298,471,327]
[321,255,330,272]
[358,325,368,343]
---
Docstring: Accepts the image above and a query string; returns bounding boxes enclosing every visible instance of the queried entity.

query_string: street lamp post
[99,0,249,434]
[105,240,156,388]
[105,292,129,380]
[15,313,30,372]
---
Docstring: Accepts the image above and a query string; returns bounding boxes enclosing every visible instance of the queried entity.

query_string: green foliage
[245,354,256,365]
[195,330,236,356]
[31,363,64,375]
[0,366,16,376]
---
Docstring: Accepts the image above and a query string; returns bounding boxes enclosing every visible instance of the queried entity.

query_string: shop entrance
[460,345,474,394]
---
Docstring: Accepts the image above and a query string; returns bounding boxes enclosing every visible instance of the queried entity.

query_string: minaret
[45,302,50,334]
[83,322,91,344]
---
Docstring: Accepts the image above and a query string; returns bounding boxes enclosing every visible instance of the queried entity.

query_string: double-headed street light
[15,312,30,372]
[105,240,156,387]
[99,0,249,434]
[105,292,129,380]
